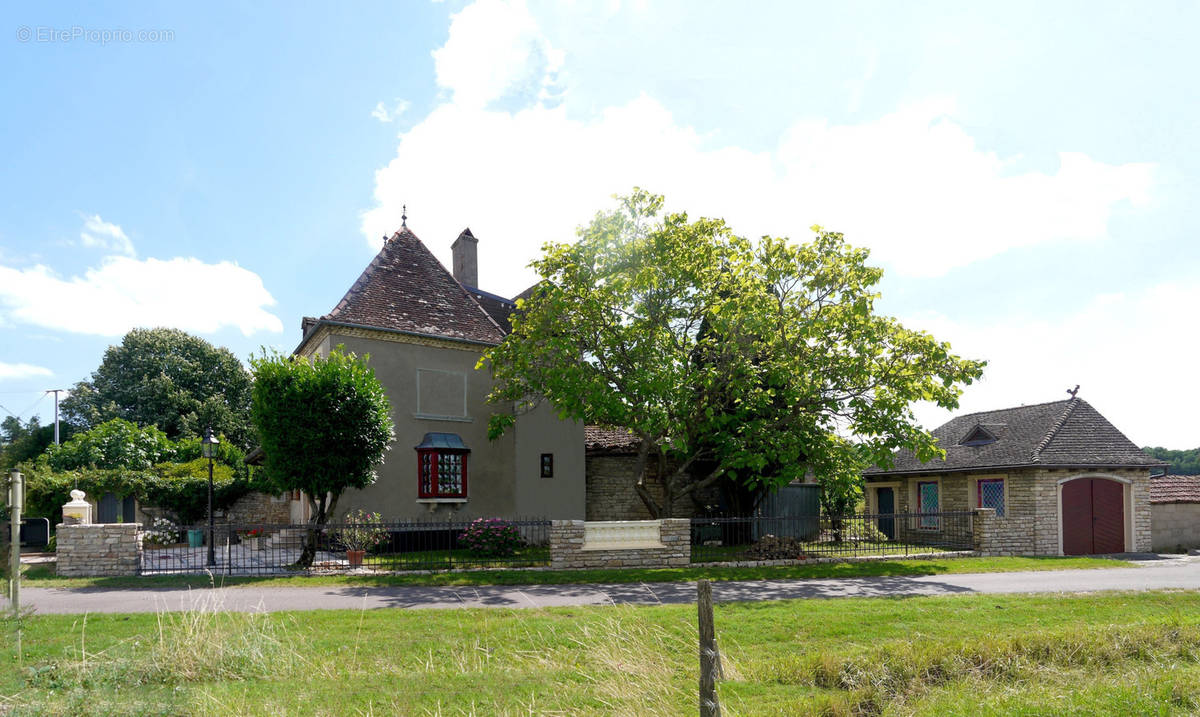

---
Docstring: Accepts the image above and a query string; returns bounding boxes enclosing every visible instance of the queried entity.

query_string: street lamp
[202,426,220,567]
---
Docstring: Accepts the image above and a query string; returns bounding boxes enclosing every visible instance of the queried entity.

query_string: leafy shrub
[46,419,175,472]
[143,517,181,546]
[20,422,266,524]
[843,520,889,543]
[332,510,389,552]
[458,518,525,558]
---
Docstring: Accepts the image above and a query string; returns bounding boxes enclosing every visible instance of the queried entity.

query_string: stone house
[864,398,1164,555]
[280,222,585,522]
[1149,474,1200,552]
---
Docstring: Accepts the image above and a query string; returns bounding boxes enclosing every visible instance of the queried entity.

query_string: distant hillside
[1144,446,1200,475]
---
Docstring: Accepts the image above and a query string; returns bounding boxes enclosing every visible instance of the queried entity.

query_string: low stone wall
[56,523,143,577]
[550,519,690,569]
[1151,503,1200,552]
[970,507,1034,556]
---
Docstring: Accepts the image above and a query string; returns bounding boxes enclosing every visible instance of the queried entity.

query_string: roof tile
[1151,474,1200,504]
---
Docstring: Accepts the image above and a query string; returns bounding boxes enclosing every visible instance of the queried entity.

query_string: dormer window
[960,425,998,447]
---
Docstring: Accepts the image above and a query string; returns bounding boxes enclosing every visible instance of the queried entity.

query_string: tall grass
[749,619,1200,715]
[24,592,306,691]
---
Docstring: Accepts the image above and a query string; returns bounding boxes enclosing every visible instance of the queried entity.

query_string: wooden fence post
[698,579,721,717]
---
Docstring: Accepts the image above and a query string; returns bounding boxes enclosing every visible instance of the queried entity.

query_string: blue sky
[1,1,1196,447]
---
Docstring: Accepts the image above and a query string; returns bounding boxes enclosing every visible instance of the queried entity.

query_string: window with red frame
[977,478,1005,517]
[417,449,468,498]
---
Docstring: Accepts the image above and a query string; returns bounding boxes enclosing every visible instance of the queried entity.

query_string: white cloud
[79,214,136,256]
[905,281,1199,448]
[362,2,1154,296]
[0,362,52,381]
[371,98,411,123]
[433,0,564,108]
[0,256,283,337]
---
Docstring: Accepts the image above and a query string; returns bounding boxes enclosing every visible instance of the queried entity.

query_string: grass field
[4,589,1199,715]
[18,554,1128,590]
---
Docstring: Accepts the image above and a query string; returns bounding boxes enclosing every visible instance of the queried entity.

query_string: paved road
[11,556,1200,614]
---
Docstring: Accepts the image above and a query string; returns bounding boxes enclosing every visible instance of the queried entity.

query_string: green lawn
[3,590,1200,715]
[19,554,1128,589]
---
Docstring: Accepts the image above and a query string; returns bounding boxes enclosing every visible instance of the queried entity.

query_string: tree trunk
[296,491,340,568]
[631,439,664,518]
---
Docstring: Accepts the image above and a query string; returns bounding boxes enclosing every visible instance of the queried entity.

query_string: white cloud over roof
[363,1,1154,295]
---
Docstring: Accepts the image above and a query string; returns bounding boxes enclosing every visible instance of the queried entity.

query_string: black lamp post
[202,426,220,567]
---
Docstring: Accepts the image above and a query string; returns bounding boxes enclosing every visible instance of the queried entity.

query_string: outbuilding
[864,398,1164,555]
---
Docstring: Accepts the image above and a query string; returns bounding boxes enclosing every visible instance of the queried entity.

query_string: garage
[1062,478,1125,555]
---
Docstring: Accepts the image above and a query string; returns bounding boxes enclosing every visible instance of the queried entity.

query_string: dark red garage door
[1062,478,1125,555]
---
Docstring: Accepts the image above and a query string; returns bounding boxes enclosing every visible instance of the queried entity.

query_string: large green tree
[1143,446,1200,475]
[250,347,393,566]
[60,328,255,450]
[482,190,985,518]
[0,416,74,473]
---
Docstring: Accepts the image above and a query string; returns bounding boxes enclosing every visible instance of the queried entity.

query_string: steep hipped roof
[318,227,506,345]
[866,398,1165,476]
[465,285,517,333]
[1151,474,1200,504]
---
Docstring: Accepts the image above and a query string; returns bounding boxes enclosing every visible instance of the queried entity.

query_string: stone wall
[1151,503,1200,552]
[972,508,1013,555]
[585,454,717,521]
[226,491,291,525]
[550,519,690,569]
[56,523,142,577]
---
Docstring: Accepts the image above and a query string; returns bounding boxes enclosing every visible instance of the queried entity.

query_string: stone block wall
[585,454,718,521]
[227,491,291,525]
[971,507,1029,556]
[550,519,690,569]
[1151,503,1200,552]
[56,523,142,577]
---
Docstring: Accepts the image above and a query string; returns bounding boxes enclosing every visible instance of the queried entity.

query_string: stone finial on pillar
[62,489,92,525]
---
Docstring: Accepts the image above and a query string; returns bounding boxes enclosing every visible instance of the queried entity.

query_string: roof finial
[401,204,407,228]
[1067,384,1080,399]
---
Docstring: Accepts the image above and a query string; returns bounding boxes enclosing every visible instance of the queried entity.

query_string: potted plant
[333,510,388,568]
[241,528,264,550]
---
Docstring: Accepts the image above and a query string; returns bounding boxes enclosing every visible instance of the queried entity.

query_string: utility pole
[8,469,21,612]
[46,389,63,444]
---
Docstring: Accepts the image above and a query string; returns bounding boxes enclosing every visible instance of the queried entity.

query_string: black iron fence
[140,517,551,576]
[690,511,975,563]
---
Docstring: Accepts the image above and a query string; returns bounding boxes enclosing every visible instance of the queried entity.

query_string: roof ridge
[952,398,1073,422]
[1031,397,1080,462]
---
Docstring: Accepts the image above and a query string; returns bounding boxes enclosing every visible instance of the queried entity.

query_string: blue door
[876,487,896,540]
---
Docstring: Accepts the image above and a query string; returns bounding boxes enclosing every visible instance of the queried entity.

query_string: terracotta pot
[347,549,366,567]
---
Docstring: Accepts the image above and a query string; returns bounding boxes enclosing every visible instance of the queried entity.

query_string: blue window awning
[415,432,469,451]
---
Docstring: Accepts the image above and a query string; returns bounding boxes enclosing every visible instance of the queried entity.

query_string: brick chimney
[451,228,478,287]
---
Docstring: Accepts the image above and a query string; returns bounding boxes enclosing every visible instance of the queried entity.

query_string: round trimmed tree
[250,347,394,566]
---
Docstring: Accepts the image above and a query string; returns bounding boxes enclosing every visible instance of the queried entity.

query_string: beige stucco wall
[866,467,1153,555]
[1151,503,1200,552]
[307,329,583,520]
[514,401,586,519]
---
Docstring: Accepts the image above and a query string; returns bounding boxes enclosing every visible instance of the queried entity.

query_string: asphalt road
[11,555,1200,614]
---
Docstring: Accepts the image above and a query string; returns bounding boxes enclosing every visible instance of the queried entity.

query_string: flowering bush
[459,518,525,558]
[240,528,264,539]
[333,510,389,552]
[143,517,180,546]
